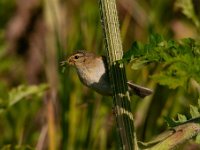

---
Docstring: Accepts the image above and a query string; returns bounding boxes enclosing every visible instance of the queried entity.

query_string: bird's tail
[127,81,153,98]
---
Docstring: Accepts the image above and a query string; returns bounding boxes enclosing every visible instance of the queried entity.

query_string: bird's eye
[74,55,79,59]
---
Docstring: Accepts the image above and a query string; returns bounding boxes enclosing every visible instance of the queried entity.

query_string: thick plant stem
[98,0,138,149]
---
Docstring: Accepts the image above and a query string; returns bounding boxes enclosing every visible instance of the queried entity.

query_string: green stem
[98,0,138,149]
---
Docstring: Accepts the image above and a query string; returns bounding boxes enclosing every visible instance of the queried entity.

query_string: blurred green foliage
[124,34,200,89]
[0,0,199,149]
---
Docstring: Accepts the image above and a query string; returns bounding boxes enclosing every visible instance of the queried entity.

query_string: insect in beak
[60,60,67,66]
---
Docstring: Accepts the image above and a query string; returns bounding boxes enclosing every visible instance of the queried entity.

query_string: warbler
[61,51,152,97]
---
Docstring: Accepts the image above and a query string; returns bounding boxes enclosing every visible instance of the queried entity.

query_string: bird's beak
[68,56,76,65]
[61,57,75,66]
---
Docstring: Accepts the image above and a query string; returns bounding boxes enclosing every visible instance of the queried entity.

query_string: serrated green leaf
[149,33,164,45]
[190,105,200,118]
[125,33,200,89]
[151,66,188,89]
[164,117,180,127]
[177,114,187,122]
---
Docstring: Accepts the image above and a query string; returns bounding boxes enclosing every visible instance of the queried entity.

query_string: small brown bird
[62,51,152,98]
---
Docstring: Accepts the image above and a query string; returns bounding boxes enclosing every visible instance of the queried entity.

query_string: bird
[61,51,152,98]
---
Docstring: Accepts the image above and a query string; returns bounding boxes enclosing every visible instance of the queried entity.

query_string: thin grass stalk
[46,95,56,150]
[44,0,61,149]
[98,0,138,149]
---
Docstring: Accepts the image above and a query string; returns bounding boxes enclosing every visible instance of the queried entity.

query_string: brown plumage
[63,51,153,97]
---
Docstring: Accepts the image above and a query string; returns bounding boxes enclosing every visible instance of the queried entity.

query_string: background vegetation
[0,0,199,149]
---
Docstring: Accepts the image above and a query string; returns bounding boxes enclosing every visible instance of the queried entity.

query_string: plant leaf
[8,84,48,106]
[124,34,200,89]
[190,105,200,118]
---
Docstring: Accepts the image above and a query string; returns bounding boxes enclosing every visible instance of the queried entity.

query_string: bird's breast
[76,59,106,85]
